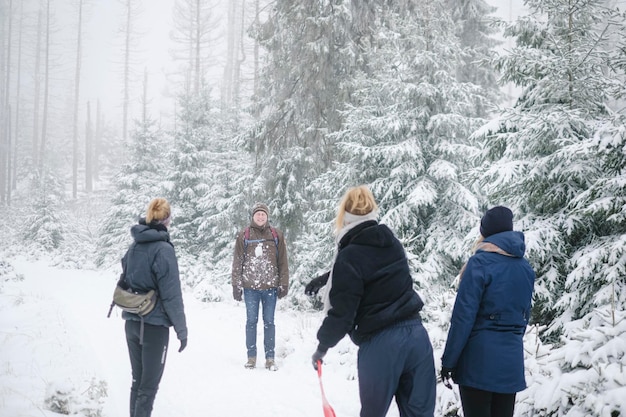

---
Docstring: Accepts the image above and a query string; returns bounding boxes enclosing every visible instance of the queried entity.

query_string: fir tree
[165,89,217,257]
[96,118,166,267]
[22,170,65,251]
[477,0,625,332]
[316,0,497,290]
[247,0,359,241]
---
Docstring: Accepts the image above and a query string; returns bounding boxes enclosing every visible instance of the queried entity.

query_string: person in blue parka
[311,185,436,417]
[441,206,535,417]
[121,197,188,417]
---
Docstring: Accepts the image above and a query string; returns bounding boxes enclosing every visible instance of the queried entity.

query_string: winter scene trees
[1,0,626,415]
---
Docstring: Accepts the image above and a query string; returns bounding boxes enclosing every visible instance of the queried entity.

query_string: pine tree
[188,105,253,300]
[476,0,625,333]
[96,118,166,267]
[22,170,65,251]
[315,0,497,290]
[246,0,359,241]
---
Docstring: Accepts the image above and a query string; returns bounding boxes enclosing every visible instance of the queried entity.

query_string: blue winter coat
[121,221,188,341]
[441,231,535,393]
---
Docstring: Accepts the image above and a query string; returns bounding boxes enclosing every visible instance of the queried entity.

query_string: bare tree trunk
[94,99,101,181]
[72,0,84,198]
[233,0,246,107]
[32,8,43,168]
[222,0,236,106]
[12,0,23,193]
[194,0,201,94]
[85,101,92,192]
[1,0,13,204]
[38,0,51,173]
[5,107,11,205]
[123,0,131,143]
[253,0,260,105]
[141,67,148,125]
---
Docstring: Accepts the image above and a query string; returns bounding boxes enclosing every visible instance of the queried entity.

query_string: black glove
[440,367,454,389]
[312,348,327,370]
[178,338,187,353]
[233,287,242,301]
[305,272,330,296]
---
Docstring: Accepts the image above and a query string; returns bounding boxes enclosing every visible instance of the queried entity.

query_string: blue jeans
[244,288,277,359]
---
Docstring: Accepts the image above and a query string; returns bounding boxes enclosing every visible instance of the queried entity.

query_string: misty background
[1,1,626,415]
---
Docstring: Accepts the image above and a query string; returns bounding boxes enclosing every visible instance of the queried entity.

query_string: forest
[1,0,626,415]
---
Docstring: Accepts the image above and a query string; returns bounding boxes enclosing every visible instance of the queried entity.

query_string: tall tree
[38,0,51,172]
[476,0,625,331]
[221,0,238,107]
[11,0,24,194]
[247,0,359,240]
[165,89,215,256]
[1,0,13,205]
[307,0,496,291]
[85,101,92,192]
[96,117,165,266]
[72,0,84,198]
[119,0,142,144]
[32,6,43,169]
[170,0,221,96]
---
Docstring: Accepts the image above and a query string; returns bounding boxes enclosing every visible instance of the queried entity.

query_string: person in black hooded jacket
[121,197,188,417]
[311,185,436,417]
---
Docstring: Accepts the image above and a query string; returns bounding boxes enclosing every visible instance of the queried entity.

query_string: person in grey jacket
[121,197,188,417]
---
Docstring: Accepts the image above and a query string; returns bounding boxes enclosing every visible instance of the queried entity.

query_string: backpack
[243,226,279,261]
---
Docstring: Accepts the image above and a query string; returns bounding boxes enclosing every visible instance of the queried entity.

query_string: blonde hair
[146,198,171,224]
[335,185,378,231]
[458,235,485,283]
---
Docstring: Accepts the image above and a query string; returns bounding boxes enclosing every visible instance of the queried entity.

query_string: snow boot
[244,357,256,369]
[265,358,278,371]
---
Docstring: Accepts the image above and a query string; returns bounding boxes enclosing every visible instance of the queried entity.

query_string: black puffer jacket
[317,221,423,350]
[121,220,188,341]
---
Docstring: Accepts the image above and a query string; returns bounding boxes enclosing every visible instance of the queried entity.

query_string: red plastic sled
[317,360,337,417]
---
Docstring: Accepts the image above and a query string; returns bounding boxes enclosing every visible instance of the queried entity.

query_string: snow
[0,256,383,417]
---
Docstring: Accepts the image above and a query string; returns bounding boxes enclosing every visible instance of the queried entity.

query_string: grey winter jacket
[121,221,188,341]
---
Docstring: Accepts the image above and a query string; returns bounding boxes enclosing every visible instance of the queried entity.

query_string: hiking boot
[265,358,278,371]
[244,357,256,369]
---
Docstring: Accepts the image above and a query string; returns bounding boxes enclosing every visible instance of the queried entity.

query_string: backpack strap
[243,226,279,260]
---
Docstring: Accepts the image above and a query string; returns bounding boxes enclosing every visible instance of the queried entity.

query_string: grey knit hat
[251,202,270,217]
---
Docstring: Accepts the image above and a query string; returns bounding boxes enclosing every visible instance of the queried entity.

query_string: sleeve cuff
[316,344,329,354]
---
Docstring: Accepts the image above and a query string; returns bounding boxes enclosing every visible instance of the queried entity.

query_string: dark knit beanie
[251,202,270,217]
[480,206,513,237]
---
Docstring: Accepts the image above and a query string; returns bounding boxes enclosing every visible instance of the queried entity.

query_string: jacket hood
[339,221,395,250]
[131,223,171,244]
[482,230,526,258]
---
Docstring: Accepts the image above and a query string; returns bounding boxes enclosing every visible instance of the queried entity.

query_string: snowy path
[0,256,380,417]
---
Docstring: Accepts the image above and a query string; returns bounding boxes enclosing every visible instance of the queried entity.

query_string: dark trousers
[459,386,516,417]
[357,319,436,417]
[125,320,169,417]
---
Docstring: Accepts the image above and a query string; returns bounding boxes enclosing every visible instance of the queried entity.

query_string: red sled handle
[316,360,337,417]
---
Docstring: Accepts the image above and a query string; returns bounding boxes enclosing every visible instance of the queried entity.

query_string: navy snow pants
[125,320,169,417]
[357,318,436,417]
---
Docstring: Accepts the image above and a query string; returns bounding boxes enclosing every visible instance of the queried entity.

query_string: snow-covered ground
[0,256,385,417]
